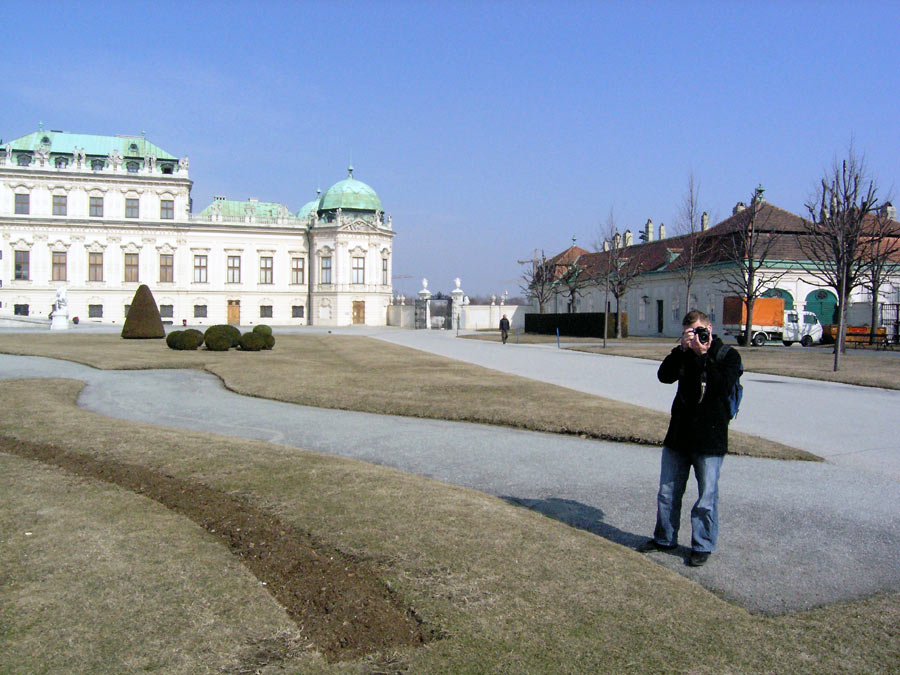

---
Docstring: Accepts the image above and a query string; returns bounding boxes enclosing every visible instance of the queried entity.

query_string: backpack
[714,344,744,419]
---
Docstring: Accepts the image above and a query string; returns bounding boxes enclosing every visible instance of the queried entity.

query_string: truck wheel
[801,335,813,347]
[782,340,793,347]
[752,333,767,347]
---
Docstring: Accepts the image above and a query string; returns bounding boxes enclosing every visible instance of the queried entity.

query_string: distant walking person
[499,314,510,344]
[638,310,742,566]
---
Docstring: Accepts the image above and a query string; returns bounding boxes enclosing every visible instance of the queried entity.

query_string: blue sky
[3,0,898,297]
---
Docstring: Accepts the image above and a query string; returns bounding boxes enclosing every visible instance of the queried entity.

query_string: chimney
[701,212,709,231]
[645,218,655,242]
[624,229,633,246]
[603,240,610,251]
[733,202,746,215]
[659,223,666,239]
[613,232,622,249]
[883,202,897,220]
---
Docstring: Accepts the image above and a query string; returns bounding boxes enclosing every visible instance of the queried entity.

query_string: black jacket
[657,336,742,455]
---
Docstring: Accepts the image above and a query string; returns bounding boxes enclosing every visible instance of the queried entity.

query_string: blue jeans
[653,447,724,553]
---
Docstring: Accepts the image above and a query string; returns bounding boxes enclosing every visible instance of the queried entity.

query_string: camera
[694,327,711,344]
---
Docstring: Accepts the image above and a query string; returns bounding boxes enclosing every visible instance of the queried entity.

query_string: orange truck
[722,296,823,347]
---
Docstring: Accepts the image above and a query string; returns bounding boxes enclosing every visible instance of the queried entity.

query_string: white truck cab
[780,310,823,347]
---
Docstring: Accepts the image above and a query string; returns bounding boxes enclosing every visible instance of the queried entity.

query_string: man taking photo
[638,310,742,567]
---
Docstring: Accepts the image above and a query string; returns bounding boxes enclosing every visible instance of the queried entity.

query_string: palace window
[125,198,139,218]
[124,253,139,282]
[259,256,273,284]
[260,305,273,318]
[124,305,130,317]
[159,254,173,282]
[14,304,29,316]
[55,157,69,169]
[193,255,208,283]
[227,256,241,283]
[88,252,104,281]
[14,250,29,280]
[194,305,207,318]
[53,195,67,216]
[159,304,174,318]
[291,257,305,285]
[352,257,365,284]
[16,154,31,166]
[292,305,305,318]
[14,193,29,215]
[88,304,103,318]
[91,159,105,171]
[126,161,140,173]
[89,196,104,217]
[52,251,67,281]
[320,256,332,284]
[160,199,174,220]
[382,258,389,285]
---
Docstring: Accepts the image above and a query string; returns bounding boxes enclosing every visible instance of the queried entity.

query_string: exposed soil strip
[1,435,430,662]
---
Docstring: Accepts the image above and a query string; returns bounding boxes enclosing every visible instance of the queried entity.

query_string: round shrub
[252,324,273,337]
[166,330,183,349]
[262,333,275,350]
[204,329,233,351]
[181,329,205,350]
[239,331,266,351]
[204,324,241,349]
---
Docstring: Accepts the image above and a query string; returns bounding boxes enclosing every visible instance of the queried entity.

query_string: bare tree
[796,147,882,370]
[557,256,587,313]
[593,219,651,340]
[673,172,704,313]
[715,185,789,345]
[519,249,558,314]
[859,205,900,342]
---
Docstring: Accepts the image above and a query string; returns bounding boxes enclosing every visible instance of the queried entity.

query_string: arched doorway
[762,288,794,310]
[805,289,838,325]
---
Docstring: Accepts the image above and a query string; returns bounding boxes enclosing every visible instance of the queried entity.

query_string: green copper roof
[318,167,382,212]
[296,193,321,219]
[6,129,177,159]
[198,198,294,219]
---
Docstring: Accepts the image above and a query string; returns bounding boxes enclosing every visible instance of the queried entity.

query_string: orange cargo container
[722,296,785,328]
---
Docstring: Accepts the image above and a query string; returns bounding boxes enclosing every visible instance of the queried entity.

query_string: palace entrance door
[352,301,365,324]
[227,300,240,325]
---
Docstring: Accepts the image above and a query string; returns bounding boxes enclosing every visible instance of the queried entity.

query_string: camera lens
[696,327,710,343]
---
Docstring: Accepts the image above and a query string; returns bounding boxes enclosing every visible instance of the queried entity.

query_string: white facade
[0,130,393,327]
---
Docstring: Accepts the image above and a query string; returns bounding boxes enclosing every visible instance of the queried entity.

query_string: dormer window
[129,143,138,154]
[126,161,140,173]
[16,154,31,166]
[160,163,174,175]
[41,136,50,144]
[91,159,105,171]
[55,156,69,168]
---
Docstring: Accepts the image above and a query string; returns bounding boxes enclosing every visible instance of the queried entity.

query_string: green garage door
[805,289,838,324]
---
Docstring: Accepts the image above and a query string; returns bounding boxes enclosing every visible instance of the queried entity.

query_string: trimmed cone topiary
[239,332,266,351]
[121,285,165,339]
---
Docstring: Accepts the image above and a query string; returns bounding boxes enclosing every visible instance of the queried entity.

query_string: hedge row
[165,324,275,352]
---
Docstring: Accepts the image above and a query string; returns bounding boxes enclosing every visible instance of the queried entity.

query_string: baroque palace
[0,127,394,327]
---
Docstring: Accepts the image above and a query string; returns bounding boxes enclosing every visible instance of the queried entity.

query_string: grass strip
[0,332,812,460]
[1,435,429,663]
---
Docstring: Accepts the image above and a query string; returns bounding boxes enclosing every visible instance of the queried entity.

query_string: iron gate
[415,297,454,329]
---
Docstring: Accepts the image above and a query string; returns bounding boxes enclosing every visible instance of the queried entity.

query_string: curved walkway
[2,352,899,615]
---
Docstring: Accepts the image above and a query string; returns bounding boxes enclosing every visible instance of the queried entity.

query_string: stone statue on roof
[108,148,123,169]
[4,144,10,164]
[179,156,189,172]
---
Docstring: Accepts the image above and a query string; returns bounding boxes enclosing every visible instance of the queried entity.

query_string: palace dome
[318,167,382,213]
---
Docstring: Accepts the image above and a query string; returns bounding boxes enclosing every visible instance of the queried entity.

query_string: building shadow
[501,495,649,549]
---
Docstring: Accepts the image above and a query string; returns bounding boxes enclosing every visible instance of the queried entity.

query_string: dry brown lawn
[1,379,897,673]
[0,332,812,461]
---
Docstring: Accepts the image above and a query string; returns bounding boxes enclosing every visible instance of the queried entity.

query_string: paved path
[2,349,899,616]
[374,329,900,480]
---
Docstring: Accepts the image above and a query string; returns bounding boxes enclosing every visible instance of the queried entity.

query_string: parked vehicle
[722,296,823,347]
